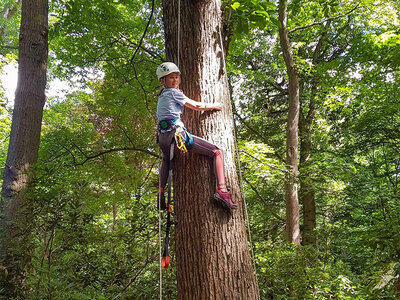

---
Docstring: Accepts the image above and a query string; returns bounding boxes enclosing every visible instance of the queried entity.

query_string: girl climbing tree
[161,0,260,299]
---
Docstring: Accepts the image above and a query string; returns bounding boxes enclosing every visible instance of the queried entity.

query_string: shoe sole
[213,193,237,210]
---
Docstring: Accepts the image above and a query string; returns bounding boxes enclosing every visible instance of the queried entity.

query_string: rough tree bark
[0,0,48,296]
[278,0,301,245]
[162,0,260,299]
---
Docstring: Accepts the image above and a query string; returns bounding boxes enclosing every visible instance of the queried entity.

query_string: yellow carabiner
[175,131,188,153]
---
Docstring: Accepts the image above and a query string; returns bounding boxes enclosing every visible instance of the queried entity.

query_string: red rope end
[161,256,170,269]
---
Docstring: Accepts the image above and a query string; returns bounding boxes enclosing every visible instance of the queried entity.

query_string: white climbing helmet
[156,62,180,80]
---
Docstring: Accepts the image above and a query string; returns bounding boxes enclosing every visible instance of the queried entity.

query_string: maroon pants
[158,130,226,190]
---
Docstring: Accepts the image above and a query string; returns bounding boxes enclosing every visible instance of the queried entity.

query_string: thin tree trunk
[298,20,332,246]
[0,0,48,296]
[278,0,301,245]
[0,1,20,39]
[299,89,316,246]
[162,0,260,299]
[298,72,317,247]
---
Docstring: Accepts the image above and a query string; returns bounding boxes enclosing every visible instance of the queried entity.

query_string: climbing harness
[158,119,178,132]
[158,118,193,153]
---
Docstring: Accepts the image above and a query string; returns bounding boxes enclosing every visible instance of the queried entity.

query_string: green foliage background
[1,0,399,298]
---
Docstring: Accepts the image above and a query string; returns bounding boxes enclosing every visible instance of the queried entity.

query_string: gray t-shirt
[157,88,188,121]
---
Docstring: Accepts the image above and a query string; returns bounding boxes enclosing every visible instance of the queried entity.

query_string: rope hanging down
[159,1,180,299]
[214,0,259,288]
[158,139,175,300]
[159,1,258,299]
[177,0,180,67]
[161,142,175,269]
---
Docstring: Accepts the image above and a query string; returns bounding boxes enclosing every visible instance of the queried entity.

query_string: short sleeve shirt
[156,88,188,121]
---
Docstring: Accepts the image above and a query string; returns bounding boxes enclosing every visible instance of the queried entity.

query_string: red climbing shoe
[213,188,237,210]
[157,193,166,210]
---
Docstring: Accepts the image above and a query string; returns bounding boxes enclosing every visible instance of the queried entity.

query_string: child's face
[161,72,181,89]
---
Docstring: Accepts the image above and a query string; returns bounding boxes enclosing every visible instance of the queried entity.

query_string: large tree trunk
[162,1,260,299]
[0,0,48,296]
[278,0,301,245]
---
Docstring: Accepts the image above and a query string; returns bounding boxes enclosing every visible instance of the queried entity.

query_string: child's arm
[184,98,222,112]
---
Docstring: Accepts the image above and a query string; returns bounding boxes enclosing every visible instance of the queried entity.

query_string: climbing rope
[158,207,162,299]
[158,2,258,299]
[159,2,180,299]
[177,0,180,67]
[161,142,175,269]
[158,141,175,300]
[214,0,259,287]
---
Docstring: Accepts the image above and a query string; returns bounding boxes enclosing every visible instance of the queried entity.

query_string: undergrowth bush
[256,243,361,299]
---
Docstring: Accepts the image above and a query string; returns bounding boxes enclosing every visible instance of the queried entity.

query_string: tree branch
[129,0,156,113]
[242,176,286,222]
[119,33,163,60]
[289,4,360,34]
[129,0,155,65]
[72,146,160,166]
[0,44,18,50]
[233,111,285,162]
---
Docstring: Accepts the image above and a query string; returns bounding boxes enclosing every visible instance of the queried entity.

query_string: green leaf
[260,2,276,10]
[270,16,281,28]
[231,2,241,10]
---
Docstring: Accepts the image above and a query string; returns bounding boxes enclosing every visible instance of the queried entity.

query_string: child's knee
[213,149,223,157]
